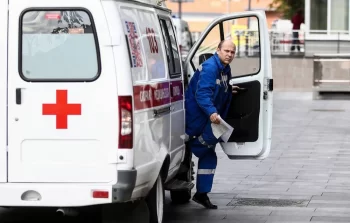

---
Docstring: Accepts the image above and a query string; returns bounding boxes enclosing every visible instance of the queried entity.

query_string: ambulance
[0,0,273,222]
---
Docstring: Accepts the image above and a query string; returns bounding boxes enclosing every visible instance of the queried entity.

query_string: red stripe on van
[170,80,183,103]
[133,80,184,110]
[133,82,171,110]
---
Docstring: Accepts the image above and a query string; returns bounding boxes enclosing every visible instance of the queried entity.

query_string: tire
[146,175,164,223]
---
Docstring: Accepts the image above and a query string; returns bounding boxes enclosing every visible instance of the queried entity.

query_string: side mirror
[199,53,213,65]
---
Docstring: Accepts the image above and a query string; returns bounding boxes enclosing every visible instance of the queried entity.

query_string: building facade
[165,0,281,42]
[304,0,350,56]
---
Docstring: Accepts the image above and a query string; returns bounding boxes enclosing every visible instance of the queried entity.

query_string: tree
[269,0,304,19]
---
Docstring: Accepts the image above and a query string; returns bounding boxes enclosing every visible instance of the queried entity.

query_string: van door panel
[0,0,8,182]
[169,80,185,169]
[158,16,185,170]
[133,82,171,167]
[7,0,117,182]
[225,80,261,142]
[108,3,171,185]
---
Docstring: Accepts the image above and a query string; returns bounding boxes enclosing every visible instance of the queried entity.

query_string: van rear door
[7,1,118,183]
[0,0,8,182]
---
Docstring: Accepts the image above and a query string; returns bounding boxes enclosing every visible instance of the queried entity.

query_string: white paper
[211,115,234,143]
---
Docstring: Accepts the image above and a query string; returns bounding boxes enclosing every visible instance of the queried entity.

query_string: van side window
[120,7,147,82]
[137,10,166,80]
[159,19,173,76]
[165,20,181,76]
[159,18,181,79]
[20,10,100,81]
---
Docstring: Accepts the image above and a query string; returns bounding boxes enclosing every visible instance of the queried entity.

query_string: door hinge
[263,91,268,100]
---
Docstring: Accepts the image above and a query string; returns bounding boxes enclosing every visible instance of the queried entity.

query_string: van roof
[116,0,168,9]
[136,0,166,6]
[9,0,170,11]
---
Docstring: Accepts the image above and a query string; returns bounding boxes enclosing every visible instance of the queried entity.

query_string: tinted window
[21,10,100,81]
[165,19,181,76]
[159,18,182,79]
[159,19,174,75]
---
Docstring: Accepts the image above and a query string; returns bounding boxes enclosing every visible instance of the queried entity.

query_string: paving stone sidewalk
[164,92,350,223]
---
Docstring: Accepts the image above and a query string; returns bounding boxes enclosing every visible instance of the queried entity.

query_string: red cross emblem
[42,90,82,129]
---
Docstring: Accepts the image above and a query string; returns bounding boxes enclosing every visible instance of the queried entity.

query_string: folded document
[211,115,234,143]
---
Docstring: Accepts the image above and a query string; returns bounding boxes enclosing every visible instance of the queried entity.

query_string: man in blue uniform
[185,40,238,209]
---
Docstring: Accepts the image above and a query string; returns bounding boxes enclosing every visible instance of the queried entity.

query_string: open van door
[184,11,273,160]
[0,0,8,182]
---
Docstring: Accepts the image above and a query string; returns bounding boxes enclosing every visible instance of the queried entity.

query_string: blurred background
[165,0,350,96]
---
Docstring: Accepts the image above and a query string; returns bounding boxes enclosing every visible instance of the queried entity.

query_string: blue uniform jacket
[185,53,233,145]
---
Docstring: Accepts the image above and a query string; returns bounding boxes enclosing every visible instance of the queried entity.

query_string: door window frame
[158,16,182,79]
[185,15,262,79]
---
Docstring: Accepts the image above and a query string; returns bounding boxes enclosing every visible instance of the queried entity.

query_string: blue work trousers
[189,138,217,193]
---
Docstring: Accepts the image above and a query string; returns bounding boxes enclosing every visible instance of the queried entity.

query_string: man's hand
[210,113,220,124]
[232,86,240,94]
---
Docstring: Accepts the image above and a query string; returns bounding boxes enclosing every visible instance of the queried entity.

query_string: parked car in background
[172,16,193,59]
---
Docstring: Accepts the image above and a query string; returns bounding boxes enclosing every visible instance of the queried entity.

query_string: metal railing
[269,29,305,55]
[190,29,306,57]
[191,29,350,58]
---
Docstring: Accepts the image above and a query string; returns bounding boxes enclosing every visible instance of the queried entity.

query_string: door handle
[16,88,21,105]
[153,106,171,118]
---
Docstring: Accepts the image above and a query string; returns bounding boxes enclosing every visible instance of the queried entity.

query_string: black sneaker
[192,192,217,209]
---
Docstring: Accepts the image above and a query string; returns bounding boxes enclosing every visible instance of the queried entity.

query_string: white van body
[1,0,273,222]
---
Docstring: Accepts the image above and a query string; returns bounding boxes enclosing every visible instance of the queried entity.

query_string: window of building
[309,0,349,35]
[310,0,327,33]
[330,0,349,33]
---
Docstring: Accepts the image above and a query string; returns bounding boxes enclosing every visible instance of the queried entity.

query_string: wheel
[146,175,164,223]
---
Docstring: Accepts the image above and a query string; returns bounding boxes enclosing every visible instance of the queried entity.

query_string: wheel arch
[146,149,171,198]
[160,154,170,182]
